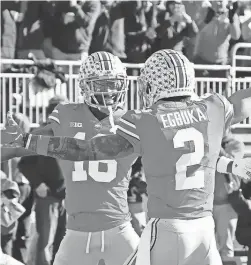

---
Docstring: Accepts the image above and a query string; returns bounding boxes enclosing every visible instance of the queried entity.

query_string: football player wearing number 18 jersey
[4,50,251,265]
[2,52,140,265]
[47,52,140,265]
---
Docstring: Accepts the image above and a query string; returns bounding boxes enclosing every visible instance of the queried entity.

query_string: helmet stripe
[171,52,187,88]
[105,52,113,70]
[103,59,109,70]
[162,50,188,88]
[162,50,179,88]
[100,51,108,60]
[100,52,109,70]
[98,51,113,71]
[96,52,106,71]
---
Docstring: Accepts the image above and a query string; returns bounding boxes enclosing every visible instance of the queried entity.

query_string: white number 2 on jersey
[72,132,117,183]
[173,128,205,190]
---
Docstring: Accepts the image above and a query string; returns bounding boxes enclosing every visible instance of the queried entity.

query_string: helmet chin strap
[108,106,117,134]
[87,91,118,134]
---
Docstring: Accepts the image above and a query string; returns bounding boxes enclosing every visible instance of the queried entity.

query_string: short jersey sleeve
[116,110,142,155]
[47,103,62,134]
[216,94,234,134]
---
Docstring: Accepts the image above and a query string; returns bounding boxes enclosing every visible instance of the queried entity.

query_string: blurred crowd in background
[1,0,251,69]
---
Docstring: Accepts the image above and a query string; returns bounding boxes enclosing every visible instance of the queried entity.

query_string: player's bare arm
[228,87,251,124]
[4,112,251,181]
[2,112,134,161]
[25,133,134,161]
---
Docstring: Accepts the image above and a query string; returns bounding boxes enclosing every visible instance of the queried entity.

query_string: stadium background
[1,42,251,155]
[1,1,251,265]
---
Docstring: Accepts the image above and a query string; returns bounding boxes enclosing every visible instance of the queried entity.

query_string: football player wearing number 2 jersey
[3,50,251,265]
[1,52,140,265]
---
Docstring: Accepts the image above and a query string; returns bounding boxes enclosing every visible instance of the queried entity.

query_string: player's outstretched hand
[1,112,25,148]
[232,158,251,181]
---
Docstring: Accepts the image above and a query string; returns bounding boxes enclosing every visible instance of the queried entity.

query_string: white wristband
[216,156,233,174]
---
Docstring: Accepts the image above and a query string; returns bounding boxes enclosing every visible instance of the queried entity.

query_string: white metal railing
[231,42,251,96]
[1,43,251,128]
[0,73,141,127]
[0,73,230,127]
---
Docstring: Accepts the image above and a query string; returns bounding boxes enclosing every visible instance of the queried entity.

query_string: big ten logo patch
[70,122,83,128]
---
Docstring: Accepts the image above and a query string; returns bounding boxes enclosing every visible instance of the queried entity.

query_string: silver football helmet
[138,49,196,108]
[78,51,128,110]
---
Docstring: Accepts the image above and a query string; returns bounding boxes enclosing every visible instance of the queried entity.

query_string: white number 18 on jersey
[72,132,117,183]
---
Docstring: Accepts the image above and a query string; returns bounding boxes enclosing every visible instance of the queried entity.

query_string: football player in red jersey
[1,52,139,265]
[3,50,251,265]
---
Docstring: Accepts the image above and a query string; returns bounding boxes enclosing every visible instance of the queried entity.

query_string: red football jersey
[117,93,234,219]
[48,103,138,232]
